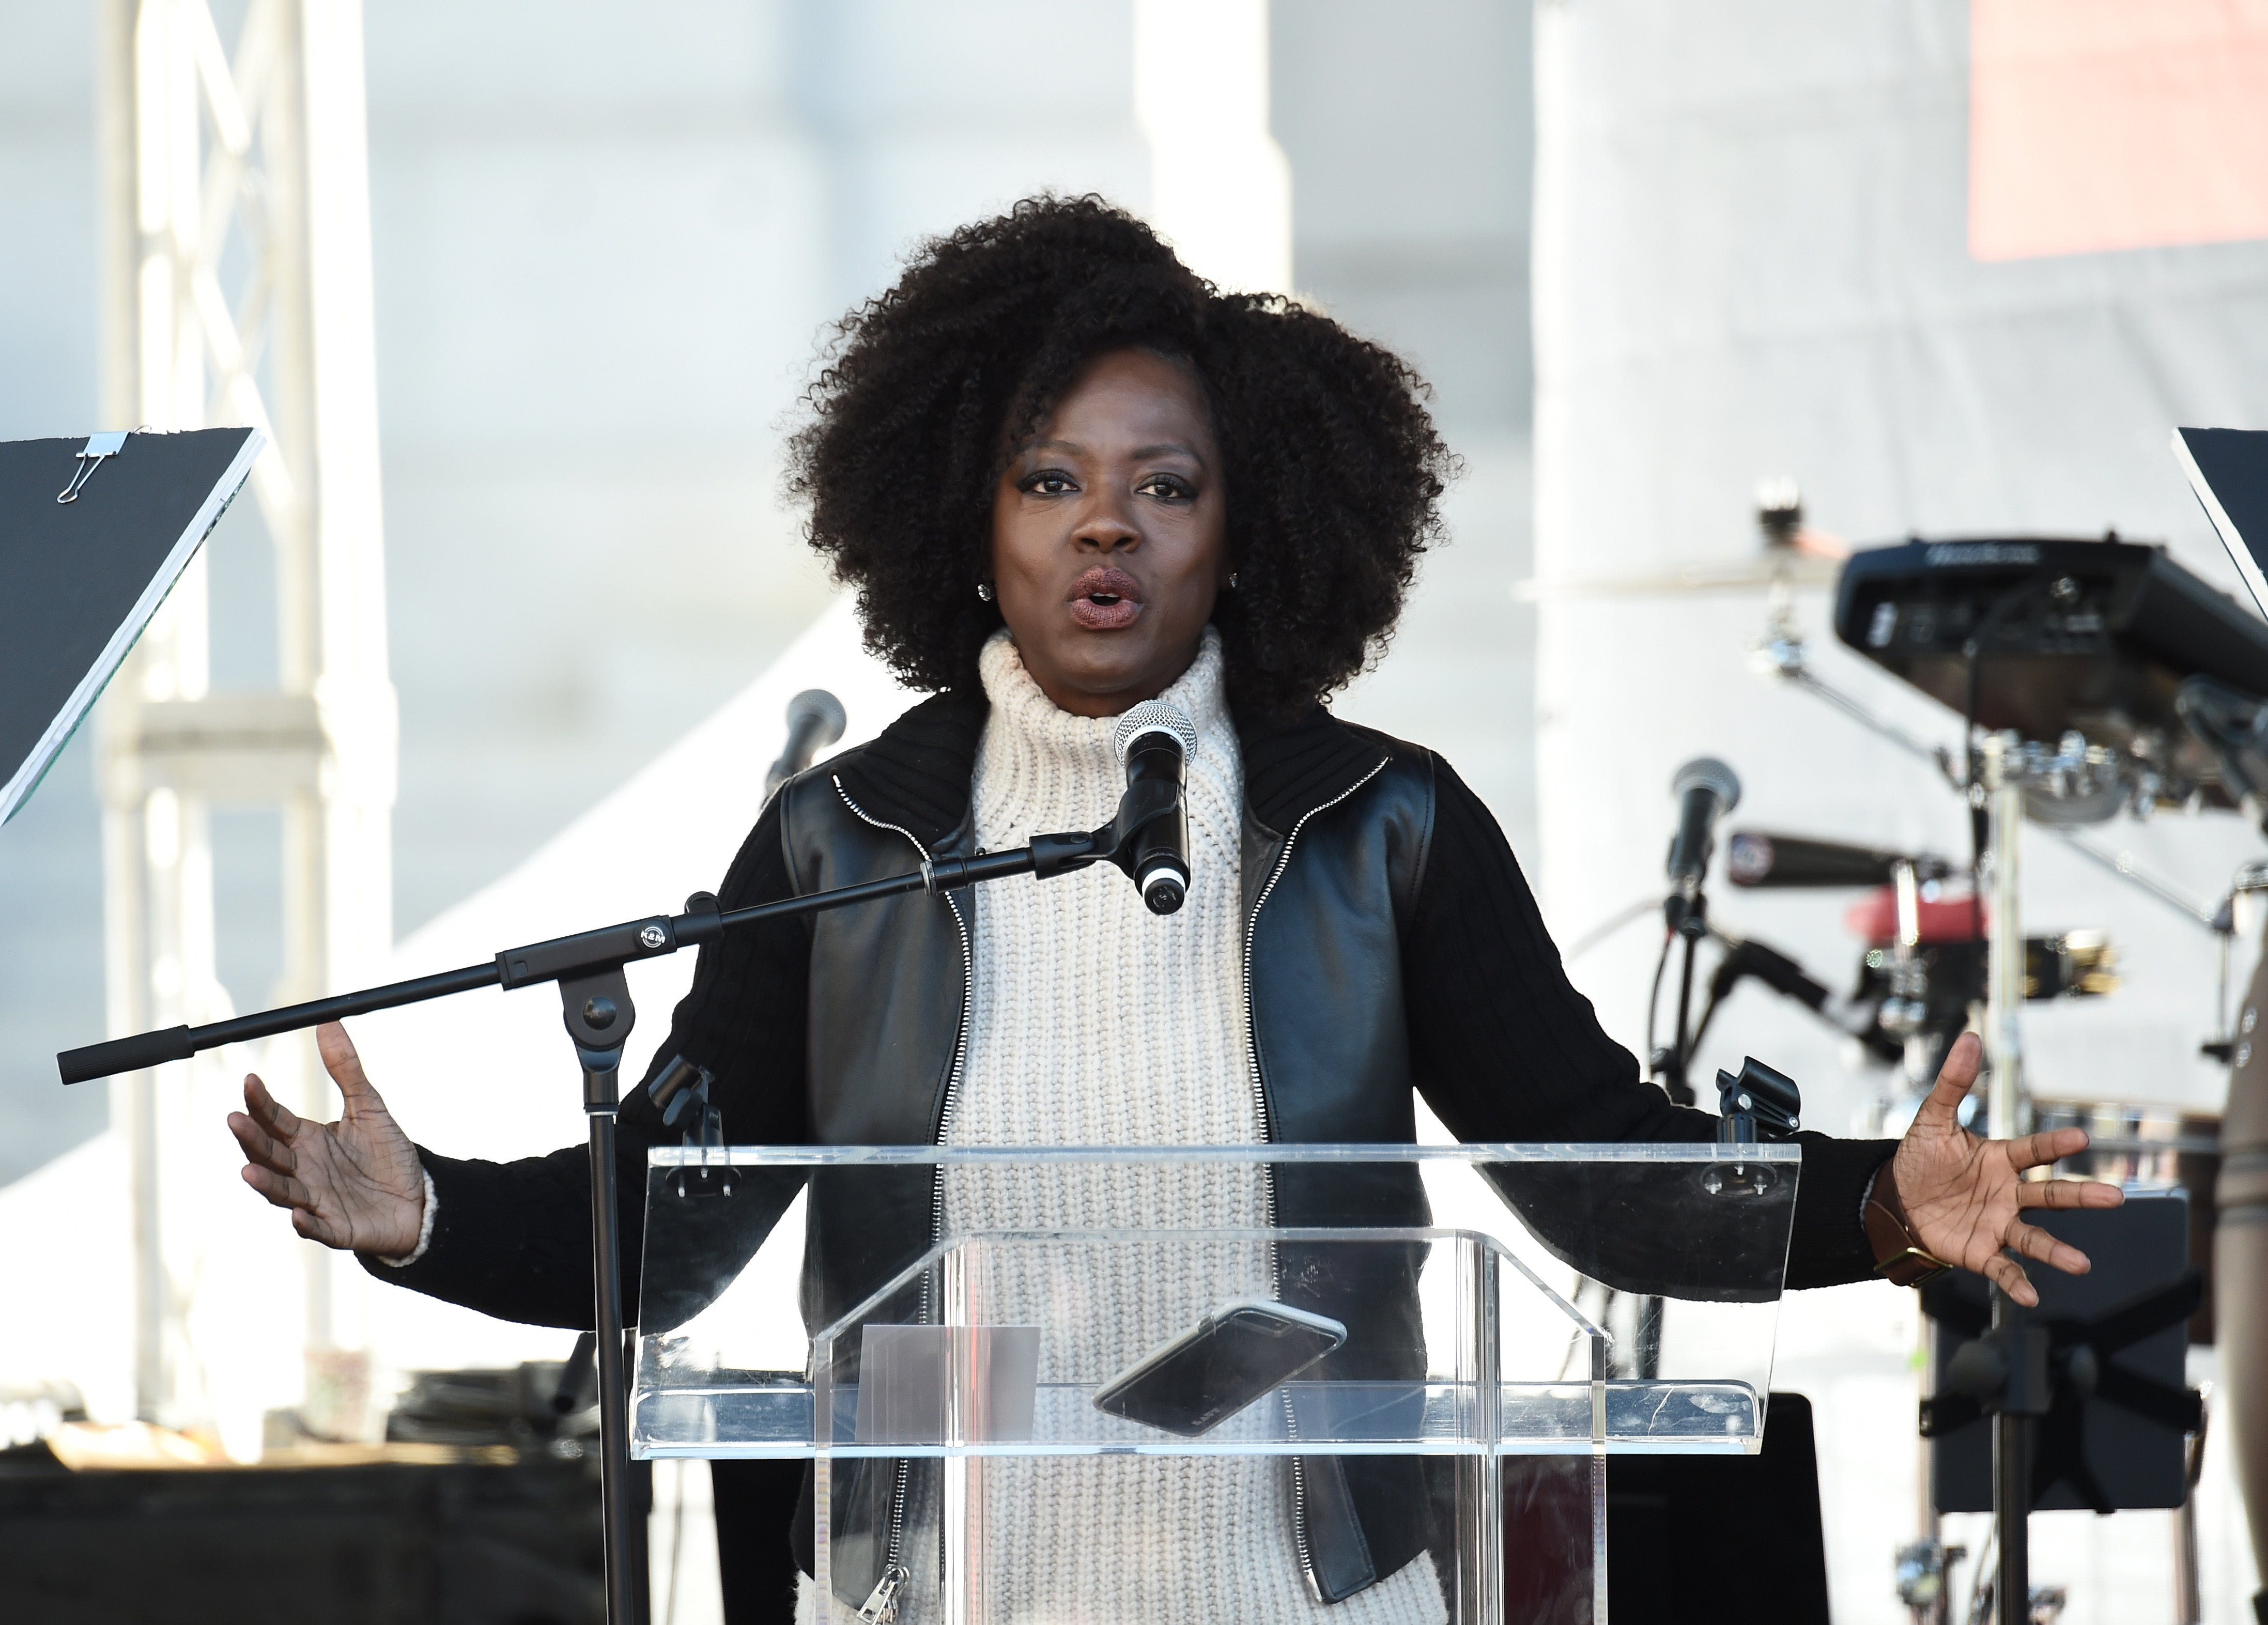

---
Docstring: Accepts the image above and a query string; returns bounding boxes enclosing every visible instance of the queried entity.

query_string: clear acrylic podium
[635,1143,1797,1623]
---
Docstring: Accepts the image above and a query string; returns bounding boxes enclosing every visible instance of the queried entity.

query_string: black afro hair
[785,195,1455,723]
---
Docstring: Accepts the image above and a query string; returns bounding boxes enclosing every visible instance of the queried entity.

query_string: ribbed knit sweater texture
[799,630,1444,1623]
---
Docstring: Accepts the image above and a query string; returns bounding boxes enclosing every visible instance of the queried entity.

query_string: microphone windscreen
[1671,755,1741,811]
[786,688,847,749]
[1114,699,1198,766]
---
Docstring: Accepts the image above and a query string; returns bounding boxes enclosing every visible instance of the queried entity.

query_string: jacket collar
[830,684,1393,852]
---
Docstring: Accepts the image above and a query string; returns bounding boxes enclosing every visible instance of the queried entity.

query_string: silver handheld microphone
[1113,700,1198,915]
[765,689,848,796]
[1665,756,1741,918]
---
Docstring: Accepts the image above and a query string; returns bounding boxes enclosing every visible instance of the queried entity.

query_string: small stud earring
[1227,572,1239,590]
[976,581,994,602]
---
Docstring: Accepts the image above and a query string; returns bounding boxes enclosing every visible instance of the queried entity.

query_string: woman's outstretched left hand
[1886,1030,2124,1305]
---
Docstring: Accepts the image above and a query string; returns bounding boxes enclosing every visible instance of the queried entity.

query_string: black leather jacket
[378,688,1895,1605]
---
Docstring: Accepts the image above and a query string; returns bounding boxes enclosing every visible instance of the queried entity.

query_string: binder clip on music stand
[0,428,265,824]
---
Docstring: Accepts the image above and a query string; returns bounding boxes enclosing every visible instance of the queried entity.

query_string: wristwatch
[1864,1166,1953,1287]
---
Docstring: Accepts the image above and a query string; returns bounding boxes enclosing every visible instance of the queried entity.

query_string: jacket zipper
[856,1565,910,1623]
[835,753,1388,1610]
[1244,755,1390,1601]
[834,777,974,1619]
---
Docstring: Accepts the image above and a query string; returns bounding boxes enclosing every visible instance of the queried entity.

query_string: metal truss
[97,0,394,1438]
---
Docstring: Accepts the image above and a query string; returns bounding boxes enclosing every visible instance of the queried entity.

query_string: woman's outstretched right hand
[227,1020,426,1258]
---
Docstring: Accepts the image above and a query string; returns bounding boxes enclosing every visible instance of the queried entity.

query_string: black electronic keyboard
[1834,535,2268,808]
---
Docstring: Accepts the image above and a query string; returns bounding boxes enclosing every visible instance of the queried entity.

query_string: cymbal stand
[1981,733,2027,1143]
[1978,731,2035,1625]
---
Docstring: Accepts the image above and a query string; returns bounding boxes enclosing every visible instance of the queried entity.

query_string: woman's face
[990,348,1228,718]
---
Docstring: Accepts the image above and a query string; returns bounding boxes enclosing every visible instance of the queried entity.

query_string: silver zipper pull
[856,1564,911,1622]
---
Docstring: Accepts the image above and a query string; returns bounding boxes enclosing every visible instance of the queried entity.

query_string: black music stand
[0,428,262,821]
[1919,1196,2203,1620]
[2176,426,2268,624]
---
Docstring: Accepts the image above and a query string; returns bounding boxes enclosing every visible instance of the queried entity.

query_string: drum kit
[1534,483,2268,1623]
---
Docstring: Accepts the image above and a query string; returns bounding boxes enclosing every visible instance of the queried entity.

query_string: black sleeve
[1402,755,1894,1291]
[364,792,815,1327]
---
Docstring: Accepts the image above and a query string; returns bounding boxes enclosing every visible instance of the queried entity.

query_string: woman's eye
[1022,471,1076,496]
[1138,476,1193,502]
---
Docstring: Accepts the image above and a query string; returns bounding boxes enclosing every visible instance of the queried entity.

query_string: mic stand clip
[1704,1055,1800,1197]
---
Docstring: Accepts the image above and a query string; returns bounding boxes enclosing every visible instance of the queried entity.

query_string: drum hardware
[1753,600,2222,923]
[1692,515,2263,1623]
[1582,497,2260,1620]
[1852,932,2115,1027]
[1824,534,2268,1623]
[1720,822,2117,1118]
[1806,536,2258,1110]
[1745,543,2226,932]
[1836,536,2268,814]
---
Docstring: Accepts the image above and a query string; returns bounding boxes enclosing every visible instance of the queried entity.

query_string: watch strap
[1864,1168,1953,1287]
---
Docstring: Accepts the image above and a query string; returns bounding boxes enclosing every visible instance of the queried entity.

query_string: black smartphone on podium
[1093,1299,1347,1437]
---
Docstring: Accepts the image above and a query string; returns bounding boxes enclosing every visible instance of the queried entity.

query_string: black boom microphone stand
[57,772,1184,1625]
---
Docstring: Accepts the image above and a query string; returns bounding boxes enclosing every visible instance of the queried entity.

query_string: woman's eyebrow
[1132,441,1204,462]
[1022,438,1086,457]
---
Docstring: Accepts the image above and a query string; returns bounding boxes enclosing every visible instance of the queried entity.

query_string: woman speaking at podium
[226,197,2117,1622]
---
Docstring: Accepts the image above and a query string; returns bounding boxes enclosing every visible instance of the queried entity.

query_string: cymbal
[1510,552,1843,601]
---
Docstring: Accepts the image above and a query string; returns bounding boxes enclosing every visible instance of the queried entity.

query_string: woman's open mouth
[1067,566,1144,631]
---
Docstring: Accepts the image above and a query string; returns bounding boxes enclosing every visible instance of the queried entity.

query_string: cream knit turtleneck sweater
[799,631,1444,1625]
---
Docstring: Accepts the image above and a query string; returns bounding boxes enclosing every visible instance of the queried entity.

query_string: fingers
[239,1160,313,1214]
[1911,1032,1984,1131]
[240,1163,351,1248]
[226,1106,296,1179]
[2003,1218,2092,1277]
[288,1205,344,1248]
[2006,1127,2091,1172]
[1982,1253,2040,1307]
[2015,1178,2124,1211]
[315,1021,374,1100]
[241,1073,301,1140]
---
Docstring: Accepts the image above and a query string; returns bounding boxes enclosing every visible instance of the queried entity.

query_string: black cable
[1642,927,1673,1093]
[1669,930,1702,1105]
[1690,940,1737,1057]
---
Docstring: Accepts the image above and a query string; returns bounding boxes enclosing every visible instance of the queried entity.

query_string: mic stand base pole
[1991,1286,2029,1625]
[1662,889,1706,1108]
[563,966,640,1625]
